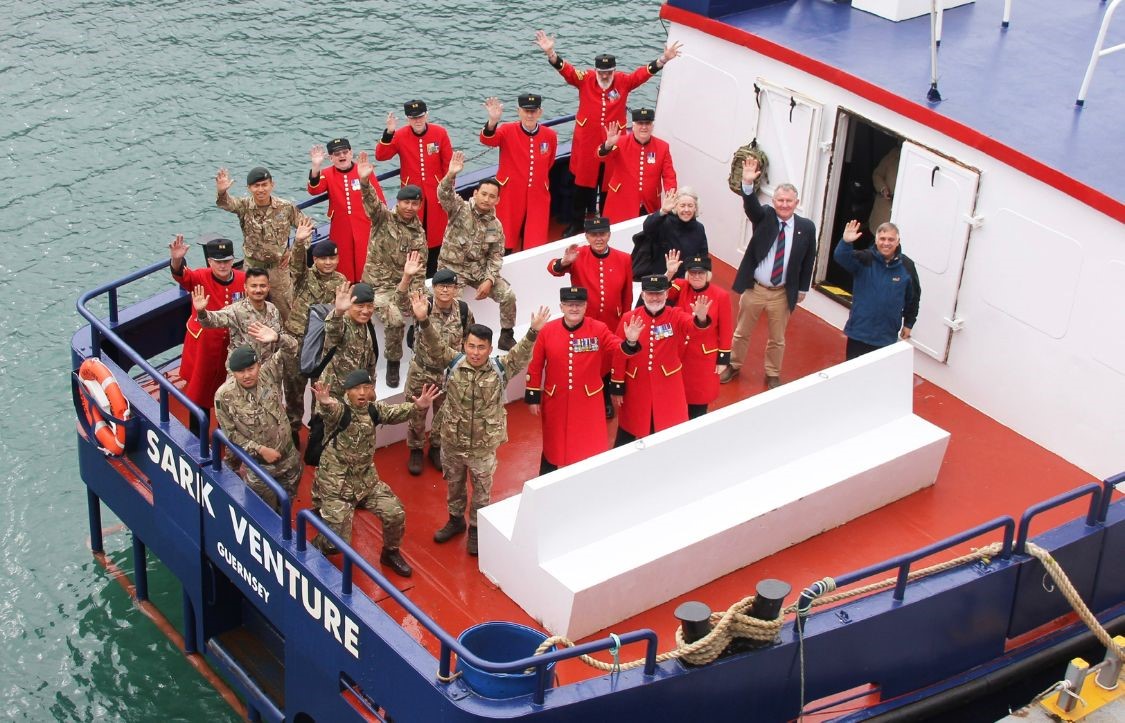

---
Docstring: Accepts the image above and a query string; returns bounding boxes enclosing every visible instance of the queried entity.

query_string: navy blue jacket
[641,211,708,278]
[834,240,921,347]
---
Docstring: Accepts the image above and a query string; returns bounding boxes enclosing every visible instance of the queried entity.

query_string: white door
[890,142,980,362]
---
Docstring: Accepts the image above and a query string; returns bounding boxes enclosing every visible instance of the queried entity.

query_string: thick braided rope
[1025,542,1124,661]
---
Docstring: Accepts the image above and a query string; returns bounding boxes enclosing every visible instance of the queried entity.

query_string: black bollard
[674,601,713,644]
[747,579,791,649]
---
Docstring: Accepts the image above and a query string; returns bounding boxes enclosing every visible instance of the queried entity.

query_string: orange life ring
[78,358,131,455]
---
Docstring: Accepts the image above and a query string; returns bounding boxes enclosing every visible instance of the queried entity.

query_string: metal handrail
[1099,472,1125,523]
[1077,0,1124,105]
[210,429,292,541]
[75,258,211,459]
[1015,482,1103,554]
[294,509,658,706]
[797,515,1016,616]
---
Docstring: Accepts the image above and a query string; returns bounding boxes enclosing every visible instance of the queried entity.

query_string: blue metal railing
[798,515,1016,616]
[1015,482,1103,554]
[294,510,658,706]
[75,259,212,458]
[211,429,292,541]
[1098,472,1124,523]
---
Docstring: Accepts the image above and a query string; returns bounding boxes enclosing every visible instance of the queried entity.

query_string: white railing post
[1077,0,1124,106]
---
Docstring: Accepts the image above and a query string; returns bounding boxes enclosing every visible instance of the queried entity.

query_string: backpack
[406,299,469,350]
[630,229,659,281]
[300,303,380,379]
[729,140,770,195]
[303,404,382,467]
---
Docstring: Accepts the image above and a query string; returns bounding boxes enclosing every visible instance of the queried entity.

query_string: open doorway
[818,112,903,301]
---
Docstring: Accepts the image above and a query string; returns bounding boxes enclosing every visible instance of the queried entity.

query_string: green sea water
[0,1,668,719]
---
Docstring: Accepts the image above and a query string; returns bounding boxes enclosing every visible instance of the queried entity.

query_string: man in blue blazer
[721,156,817,389]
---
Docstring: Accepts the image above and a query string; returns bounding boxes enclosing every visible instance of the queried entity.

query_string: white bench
[476,342,950,639]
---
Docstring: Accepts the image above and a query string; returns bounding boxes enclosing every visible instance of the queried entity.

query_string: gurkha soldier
[356,150,427,388]
[320,282,379,400]
[282,217,349,439]
[435,150,519,350]
[213,323,301,512]
[411,292,550,555]
[396,253,474,475]
[193,267,282,358]
[309,370,439,577]
[215,166,308,323]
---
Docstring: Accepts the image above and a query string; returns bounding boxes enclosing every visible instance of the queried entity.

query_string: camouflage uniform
[418,320,539,524]
[213,335,301,511]
[397,292,474,451]
[281,234,349,433]
[197,298,282,358]
[310,397,414,553]
[359,178,426,362]
[216,190,306,322]
[320,310,378,399]
[435,175,517,329]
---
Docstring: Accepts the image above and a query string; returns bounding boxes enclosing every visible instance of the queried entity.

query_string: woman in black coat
[641,187,708,278]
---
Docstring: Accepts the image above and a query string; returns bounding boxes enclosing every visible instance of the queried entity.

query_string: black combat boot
[385,360,400,387]
[380,548,413,577]
[407,448,423,476]
[497,328,516,351]
[433,515,466,543]
[428,444,442,470]
[467,526,479,556]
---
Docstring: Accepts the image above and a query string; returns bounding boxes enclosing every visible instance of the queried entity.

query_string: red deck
[167,260,1100,687]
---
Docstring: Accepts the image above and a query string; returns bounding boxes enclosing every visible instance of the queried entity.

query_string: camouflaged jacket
[359,179,426,290]
[216,192,305,266]
[435,175,505,284]
[197,297,282,358]
[288,233,349,337]
[214,334,296,459]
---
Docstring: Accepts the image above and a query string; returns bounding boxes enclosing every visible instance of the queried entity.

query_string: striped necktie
[771,221,786,286]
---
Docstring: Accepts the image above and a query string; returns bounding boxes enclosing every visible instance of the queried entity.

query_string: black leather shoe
[385,360,400,387]
[765,375,781,390]
[604,397,615,419]
[428,445,442,470]
[407,449,423,476]
[433,515,466,543]
[497,328,516,351]
[719,367,740,384]
[380,548,413,577]
[467,526,479,556]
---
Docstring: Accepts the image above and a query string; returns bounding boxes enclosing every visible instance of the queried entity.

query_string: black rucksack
[303,404,382,467]
[630,229,660,280]
[406,299,469,350]
[300,303,380,379]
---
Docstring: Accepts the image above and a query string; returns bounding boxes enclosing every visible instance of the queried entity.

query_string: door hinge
[818,141,833,153]
[943,316,965,331]
[963,214,984,228]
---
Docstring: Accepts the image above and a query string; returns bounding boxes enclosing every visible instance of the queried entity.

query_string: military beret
[594,53,617,70]
[397,184,423,201]
[584,216,611,233]
[641,275,671,292]
[202,237,235,261]
[684,254,712,271]
[432,268,457,286]
[326,138,351,154]
[351,282,375,303]
[560,286,588,302]
[310,239,338,257]
[517,93,542,110]
[246,166,272,185]
[228,346,257,372]
[403,100,427,118]
[632,107,655,123]
[343,369,372,390]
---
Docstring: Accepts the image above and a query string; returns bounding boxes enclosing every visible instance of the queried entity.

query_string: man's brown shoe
[433,515,467,543]
[719,367,740,384]
[407,449,423,476]
[765,375,781,390]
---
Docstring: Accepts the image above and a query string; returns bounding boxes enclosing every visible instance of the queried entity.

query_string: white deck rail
[1077,0,1124,106]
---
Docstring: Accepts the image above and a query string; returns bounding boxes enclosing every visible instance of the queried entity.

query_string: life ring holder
[73,358,134,456]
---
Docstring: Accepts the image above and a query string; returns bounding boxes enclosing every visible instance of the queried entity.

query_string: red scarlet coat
[172,265,246,409]
[601,132,677,224]
[546,246,634,333]
[555,61,657,187]
[669,280,733,405]
[307,163,384,283]
[611,305,703,437]
[480,122,558,250]
[375,123,453,249]
[525,317,627,466]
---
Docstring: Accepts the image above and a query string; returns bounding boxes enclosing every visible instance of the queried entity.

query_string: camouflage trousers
[442,448,497,525]
[245,443,302,513]
[459,276,517,330]
[404,361,445,450]
[311,463,405,552]
[246,255,292,325]
[372,287,408,362]
[280,337,307,434]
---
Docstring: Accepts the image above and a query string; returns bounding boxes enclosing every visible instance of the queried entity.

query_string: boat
[71,0,1124,720]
